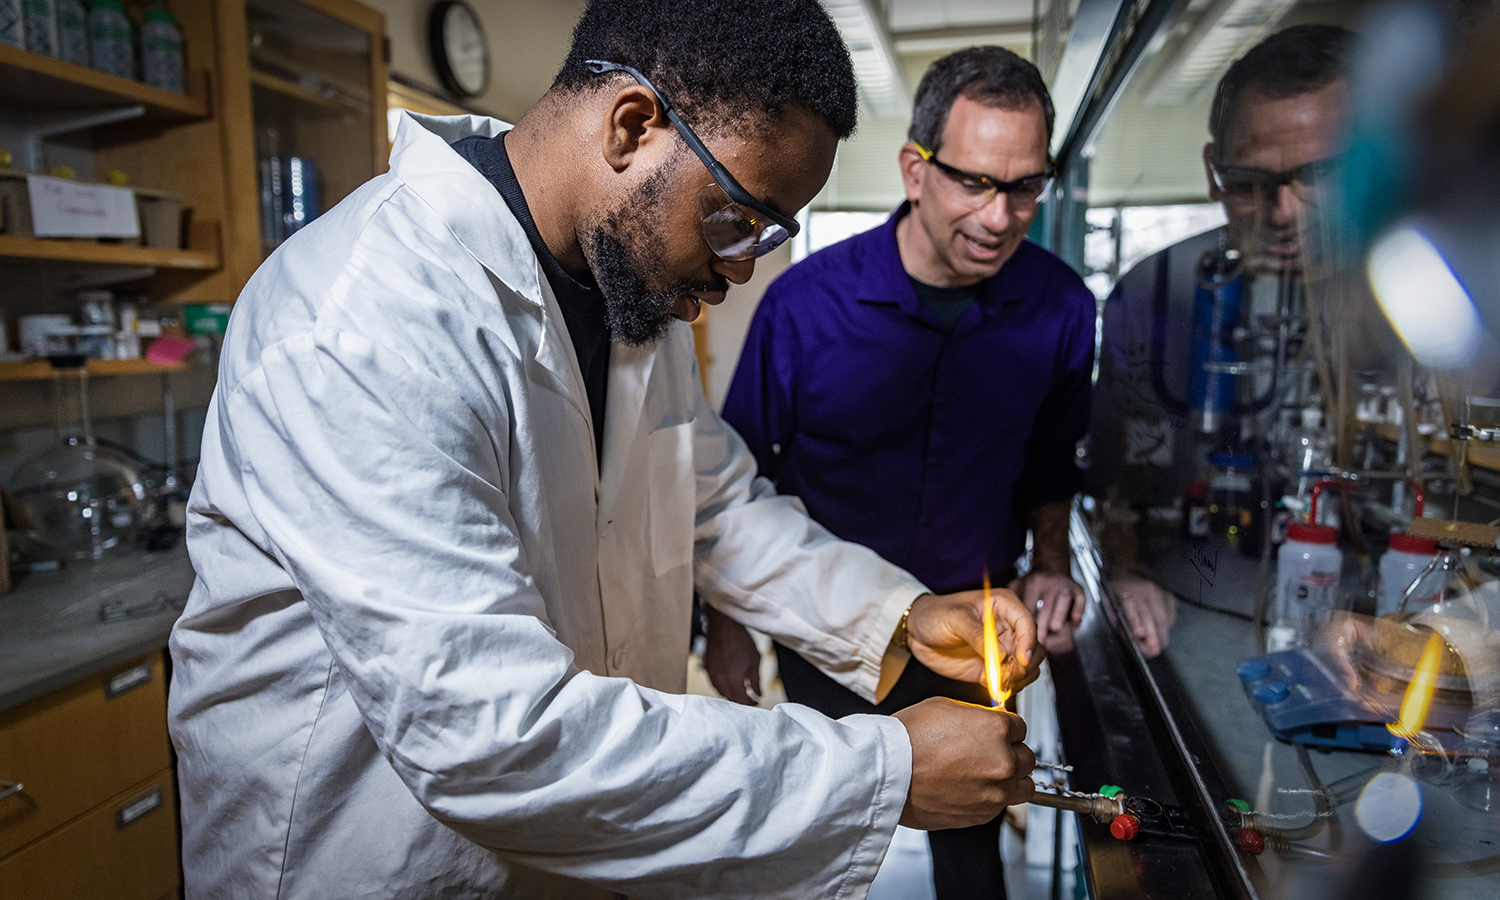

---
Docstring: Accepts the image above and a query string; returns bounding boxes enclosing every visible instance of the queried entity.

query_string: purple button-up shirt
[722,206,1096,593]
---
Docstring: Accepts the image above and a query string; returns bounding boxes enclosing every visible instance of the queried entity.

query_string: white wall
[365,0,586,121]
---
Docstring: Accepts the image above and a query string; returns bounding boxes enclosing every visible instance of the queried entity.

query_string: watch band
[891,601,915,652]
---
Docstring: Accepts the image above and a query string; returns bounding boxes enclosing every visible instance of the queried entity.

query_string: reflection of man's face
[1204,80,1348,271]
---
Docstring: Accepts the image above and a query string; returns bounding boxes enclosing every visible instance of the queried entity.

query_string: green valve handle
[1098,785,1124,799]
[1228,799,1251,813]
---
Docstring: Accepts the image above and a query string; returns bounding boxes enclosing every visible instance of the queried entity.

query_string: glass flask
[1397,548,1500,811]
[1397,547,1491,630]
[8,362,146,561]
[1454,712,1500,813]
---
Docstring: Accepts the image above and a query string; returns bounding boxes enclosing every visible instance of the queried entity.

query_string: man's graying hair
[908,46,1055,152]
[1209,25,1353,148]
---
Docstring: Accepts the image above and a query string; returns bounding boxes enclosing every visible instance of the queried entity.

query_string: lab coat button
[612,647,625,669]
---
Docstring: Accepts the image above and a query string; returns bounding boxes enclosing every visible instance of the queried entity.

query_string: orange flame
[1387,630,1446,741]
[982,570,1009,708]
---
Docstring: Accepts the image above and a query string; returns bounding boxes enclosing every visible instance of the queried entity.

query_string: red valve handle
[1110,814,1141,840]
[1234,827,1266,856]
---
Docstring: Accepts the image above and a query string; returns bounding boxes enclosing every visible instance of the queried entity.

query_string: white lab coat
[168,112,927,899]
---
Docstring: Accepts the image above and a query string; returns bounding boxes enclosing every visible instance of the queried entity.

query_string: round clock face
[431,1,489,98]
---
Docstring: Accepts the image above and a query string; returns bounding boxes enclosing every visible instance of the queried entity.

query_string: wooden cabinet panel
[0,769,178,900]
[0,653,170,857]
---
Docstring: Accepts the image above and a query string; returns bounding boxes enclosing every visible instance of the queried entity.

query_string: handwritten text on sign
[27,175,140,238]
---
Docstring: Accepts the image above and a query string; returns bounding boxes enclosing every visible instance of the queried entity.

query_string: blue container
[1188,252,1244,435]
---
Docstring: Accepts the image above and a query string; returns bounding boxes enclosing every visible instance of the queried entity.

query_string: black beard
[584,169,728,348]
[587,227,680,347]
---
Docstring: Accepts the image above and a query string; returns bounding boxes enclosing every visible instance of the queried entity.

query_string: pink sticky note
[146,336,196,364]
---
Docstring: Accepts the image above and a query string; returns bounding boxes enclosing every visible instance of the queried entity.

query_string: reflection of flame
[1387,630,1446,740]
[982,570,1009,708]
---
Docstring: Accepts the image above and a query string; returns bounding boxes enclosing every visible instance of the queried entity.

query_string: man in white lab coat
[169,1,1040,897]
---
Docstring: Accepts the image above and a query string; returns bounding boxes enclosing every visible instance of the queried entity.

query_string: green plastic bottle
[140,2,183,93]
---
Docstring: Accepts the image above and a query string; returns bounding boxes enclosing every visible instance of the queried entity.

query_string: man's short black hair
[554,0,857,139]
[1210,24,1354,148]
[908,46,1055,152]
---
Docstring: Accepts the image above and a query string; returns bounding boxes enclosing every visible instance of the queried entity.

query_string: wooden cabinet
[0,652,177,900]
[0,3,230,415]
[0,770,177,900]
[0,6,233,304]
[215,0,388,285]
[0,0,386,395]
[0,3,389,888]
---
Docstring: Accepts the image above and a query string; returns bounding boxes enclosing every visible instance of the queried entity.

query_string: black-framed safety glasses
[912,140,1054,210]
[585,59,801,261]
[1208,156,1341,204]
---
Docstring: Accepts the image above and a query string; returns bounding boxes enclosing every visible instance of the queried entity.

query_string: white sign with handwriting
[27,175,140,238]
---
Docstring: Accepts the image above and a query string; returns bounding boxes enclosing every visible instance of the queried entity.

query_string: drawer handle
[105,662,153,699]
[0,781,21,801]
[117,786,163,829]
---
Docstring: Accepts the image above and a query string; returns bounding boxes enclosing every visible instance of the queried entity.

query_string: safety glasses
[912,140,1054,211]
[585,59,800,261]
[1208,156,1341,205]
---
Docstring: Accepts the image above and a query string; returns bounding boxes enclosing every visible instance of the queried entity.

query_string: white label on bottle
[27,175,140,238]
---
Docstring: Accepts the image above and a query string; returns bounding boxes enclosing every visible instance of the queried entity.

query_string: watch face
[432,1,489,97]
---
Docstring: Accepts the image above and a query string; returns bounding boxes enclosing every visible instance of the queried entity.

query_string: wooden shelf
[0,359,188,382]
[0,43,209,121]
[0,235,218,270]
[1372,422,1500,473]
[250,44,371,106]
[250,70,346,112]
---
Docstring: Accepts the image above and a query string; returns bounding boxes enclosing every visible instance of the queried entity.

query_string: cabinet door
[0,769,178,900]
[245,0,387,258]
[0,654,171,857]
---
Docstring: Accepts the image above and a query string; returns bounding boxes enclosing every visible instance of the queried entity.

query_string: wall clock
[429,1,489,98]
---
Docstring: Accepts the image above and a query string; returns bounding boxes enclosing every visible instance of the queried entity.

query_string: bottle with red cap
[1269,481,1345,651]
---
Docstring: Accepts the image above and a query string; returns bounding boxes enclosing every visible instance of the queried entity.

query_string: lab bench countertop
[1144,535,1500,899]
[0,546,194,714]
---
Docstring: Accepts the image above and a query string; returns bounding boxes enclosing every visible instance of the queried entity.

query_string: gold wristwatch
[891,601,915,652]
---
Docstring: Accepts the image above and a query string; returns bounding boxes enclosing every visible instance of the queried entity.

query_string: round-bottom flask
[6,363,145,561]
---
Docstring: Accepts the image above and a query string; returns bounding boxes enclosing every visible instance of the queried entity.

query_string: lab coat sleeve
[221,326,910,899]
[695,364,929,705]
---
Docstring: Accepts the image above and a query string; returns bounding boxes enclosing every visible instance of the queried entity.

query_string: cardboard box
[0,169,32,237]
[0,170,185,250]
[134,187,185,249]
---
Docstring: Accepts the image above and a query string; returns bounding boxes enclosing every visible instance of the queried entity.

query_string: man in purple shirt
[716,47,1091,899]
